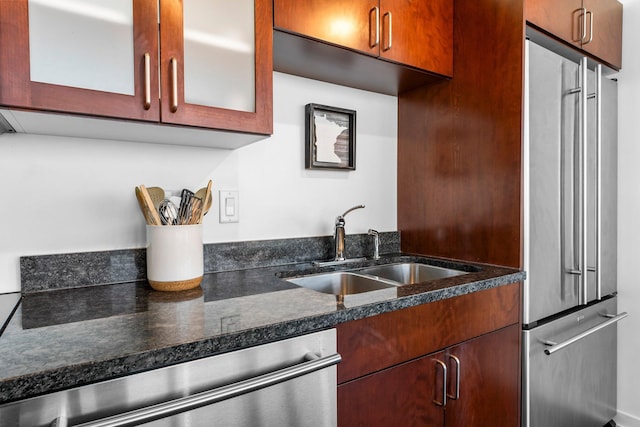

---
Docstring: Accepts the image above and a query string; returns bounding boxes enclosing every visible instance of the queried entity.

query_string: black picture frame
[305,103,356,170]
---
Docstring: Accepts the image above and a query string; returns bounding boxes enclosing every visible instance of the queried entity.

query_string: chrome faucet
[334,205,365,261]
[368,229,380,260]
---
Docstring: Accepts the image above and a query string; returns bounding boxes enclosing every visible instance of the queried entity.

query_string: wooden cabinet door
[581,0,622,69]
[0,0,159,121]
[338,351,446,426]
[159,0,272,134]
[274,0,452,77]
[445,325,521,427]
[273,0,378,57]
[379,0,453,76]
[525,0,582,49]
[525,0,622,69]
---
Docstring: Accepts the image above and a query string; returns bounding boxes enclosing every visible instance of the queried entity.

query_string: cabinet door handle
[447,354,461,400]
[170,57,178,113]
[584,11,594,44]
[433,359,447,407]
[143,53,151,110]
[577,7,588,42]
[370,7,379,48]
[382,11,392,51]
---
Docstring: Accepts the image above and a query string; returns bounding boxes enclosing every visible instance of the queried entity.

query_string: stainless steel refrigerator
[522,37,628,427]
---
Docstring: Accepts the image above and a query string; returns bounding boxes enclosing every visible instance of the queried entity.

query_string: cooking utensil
[158,199,179,225]
[140,185,162,225]
[177,188,195,225]
[188,196,203,225]
[203,179,213,217]
[136,185,162,225]
[135,186,152,224]
[194,180,213,217]
[147,186,165,211]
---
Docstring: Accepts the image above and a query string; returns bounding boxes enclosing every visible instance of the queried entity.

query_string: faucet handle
[368,229,380,259]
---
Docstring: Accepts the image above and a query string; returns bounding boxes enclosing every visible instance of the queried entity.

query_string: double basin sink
[286,262,469,305]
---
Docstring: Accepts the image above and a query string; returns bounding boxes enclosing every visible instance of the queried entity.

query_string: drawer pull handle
[433,359,447,407]
[543,312,627,355]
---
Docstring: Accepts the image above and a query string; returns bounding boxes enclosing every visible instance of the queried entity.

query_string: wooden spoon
[138,185,162,225]
[135,186,153,224]
[194,180,213,222]
[146,186,165,211]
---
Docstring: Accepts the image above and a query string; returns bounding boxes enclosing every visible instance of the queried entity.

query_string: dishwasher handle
[53,352,341,427]
[543,312,628,355]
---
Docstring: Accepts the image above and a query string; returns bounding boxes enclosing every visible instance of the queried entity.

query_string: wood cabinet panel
[446,324,521,427]
[338,351,445,426]
[338,323,521,427]
[582,0,622,69]
[525,0,582,49]
[525,0,622,69]
[398,0,524,268]
[273,0,378,56]
[336,282,520,384]
[273,0,453,73]
[379,0,453,76]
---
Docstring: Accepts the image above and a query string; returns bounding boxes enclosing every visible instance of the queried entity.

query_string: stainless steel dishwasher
[0,329,340,427]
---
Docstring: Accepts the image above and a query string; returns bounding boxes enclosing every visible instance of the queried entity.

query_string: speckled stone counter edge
[20,232,400,294]
[0,270,524,404]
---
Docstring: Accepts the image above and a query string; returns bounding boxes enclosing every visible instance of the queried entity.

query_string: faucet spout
[334,204,365,261]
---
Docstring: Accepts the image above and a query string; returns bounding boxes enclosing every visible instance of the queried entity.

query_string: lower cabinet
[338,351,445,425]
[444,325,520,426]
[336,283,521,426]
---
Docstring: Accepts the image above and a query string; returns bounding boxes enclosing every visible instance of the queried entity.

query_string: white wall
[0,72,398,293]
[616,0,640,425]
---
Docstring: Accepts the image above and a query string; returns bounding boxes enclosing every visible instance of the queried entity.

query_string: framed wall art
[305,103,356,170]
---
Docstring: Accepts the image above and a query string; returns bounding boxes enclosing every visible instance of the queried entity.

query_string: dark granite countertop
[0,253,524,404]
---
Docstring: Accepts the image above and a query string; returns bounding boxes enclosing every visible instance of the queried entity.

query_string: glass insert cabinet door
[159,0,272,133]
[29,0,135,97]
[0,0,159,121]
[0,0,272,134]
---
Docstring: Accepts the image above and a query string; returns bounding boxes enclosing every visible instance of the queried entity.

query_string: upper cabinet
[525,0,622,69]
[0,0,272,146]
[273,0,452,95]
[274,0,452,76]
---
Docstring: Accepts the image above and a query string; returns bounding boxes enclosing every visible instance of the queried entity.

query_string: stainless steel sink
[355,262,467,285]
[285,262,468,305]
[286,272,398,306]
[287,271,396,295]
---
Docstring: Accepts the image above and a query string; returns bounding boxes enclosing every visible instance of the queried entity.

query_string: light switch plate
[219,190,239,223]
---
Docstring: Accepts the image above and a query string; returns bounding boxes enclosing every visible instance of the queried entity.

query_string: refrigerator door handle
[542,312,627,355]
[579,57,589,306]
[595,63,603,300]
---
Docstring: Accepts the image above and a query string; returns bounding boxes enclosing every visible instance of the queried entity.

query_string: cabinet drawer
[336,282,520,383]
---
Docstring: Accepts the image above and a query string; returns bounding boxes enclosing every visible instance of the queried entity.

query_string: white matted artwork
[305,103,356,170]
